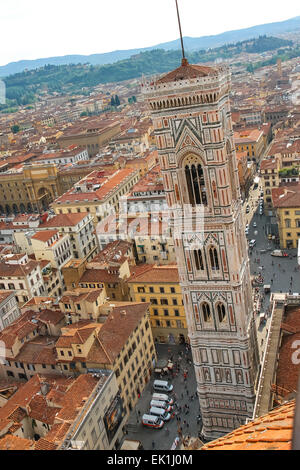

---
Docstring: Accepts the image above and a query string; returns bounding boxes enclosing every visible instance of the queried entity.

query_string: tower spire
[175,0,188,66]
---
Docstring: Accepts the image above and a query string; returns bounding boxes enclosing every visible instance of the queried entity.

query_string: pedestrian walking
[186,389,189,396]
[152,441,155,449]
[183,420,187,427]
[137,410,141,417]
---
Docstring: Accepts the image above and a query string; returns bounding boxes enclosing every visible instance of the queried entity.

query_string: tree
[11,124,20,134]
[115,95,120,106]
[110,95,116,107]
[132,95,137,103]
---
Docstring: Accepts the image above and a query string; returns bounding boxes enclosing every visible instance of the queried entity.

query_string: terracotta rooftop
[31,230,59,242]
[128,264,179,284]
[40,212,89,228]
[234,128,264,144]
[156,59,217,84]
[54,168,136,204]
[0,435,34,450]
[272,184,300,208]
[79,268,120,284]
[260,158,279,171]
[60,289,102,305]
[0,373,100,450]
[92,240,132,265]
[0,259,39,278]
[95,303,150,363]
[201,400,295,450]
[276,305,300,396]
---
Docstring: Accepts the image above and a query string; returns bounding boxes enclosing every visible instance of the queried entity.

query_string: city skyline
[1,0,299,66]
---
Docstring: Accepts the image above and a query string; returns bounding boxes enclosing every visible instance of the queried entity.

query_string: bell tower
[142,58,260,439]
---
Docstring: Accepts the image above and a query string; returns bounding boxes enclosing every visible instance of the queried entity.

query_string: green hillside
[0,36,295,112]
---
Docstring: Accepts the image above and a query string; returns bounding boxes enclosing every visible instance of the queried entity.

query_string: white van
[149,406,171,422]
[153,380,173,393]
[152,393,174,405]
[150,400,172,412]
[142,414,164,429]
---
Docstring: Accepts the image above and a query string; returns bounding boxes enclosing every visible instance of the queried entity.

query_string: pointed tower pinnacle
[175,0,188,66]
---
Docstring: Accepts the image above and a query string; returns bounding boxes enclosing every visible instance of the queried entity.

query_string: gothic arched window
[194,250,204,271]
[184,162,207,207]
[202,303,211,322]
[217,303,226,323]
[209,247,220,271]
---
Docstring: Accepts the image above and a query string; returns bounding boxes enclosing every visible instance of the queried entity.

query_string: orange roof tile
[0,435,34,450]
[156,59,217,84]
[201,401,295,451]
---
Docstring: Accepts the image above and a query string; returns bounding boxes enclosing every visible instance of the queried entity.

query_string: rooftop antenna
[175,0,188,66]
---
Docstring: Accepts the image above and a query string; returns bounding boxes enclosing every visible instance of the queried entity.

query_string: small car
[253,222,257,228]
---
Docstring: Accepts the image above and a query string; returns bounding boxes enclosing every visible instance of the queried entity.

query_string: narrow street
[243,177,300,359]
[124,344,200,450]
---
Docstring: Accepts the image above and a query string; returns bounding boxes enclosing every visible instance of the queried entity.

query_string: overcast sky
[1,0,299,65]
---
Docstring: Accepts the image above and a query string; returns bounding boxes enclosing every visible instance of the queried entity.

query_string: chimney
[40,382,49,396]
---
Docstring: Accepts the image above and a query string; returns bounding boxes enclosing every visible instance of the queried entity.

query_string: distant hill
[1,35,297,113]
[0,15,299,77]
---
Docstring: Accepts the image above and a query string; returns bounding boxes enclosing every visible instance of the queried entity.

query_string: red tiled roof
[31,230,59,242]
[40,212,89,228]
[56,324,98,348]
[201,400,295,451]
[0,435,34,450]
[156,60,217,84]
[272,184,300,208]
[79,269,120,284]
[276,305,300,395]
[128,265,179,283]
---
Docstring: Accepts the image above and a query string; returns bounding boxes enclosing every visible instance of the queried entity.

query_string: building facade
[128,265,187,344]
[143,59,260,439]
[0,291,21,332]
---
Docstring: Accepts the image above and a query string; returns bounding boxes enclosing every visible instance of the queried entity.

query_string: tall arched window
[217,303,226,323]
[194,250,204,271]
[202,303,211,322]
[185,162,207,207]
[209,247,220,271]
